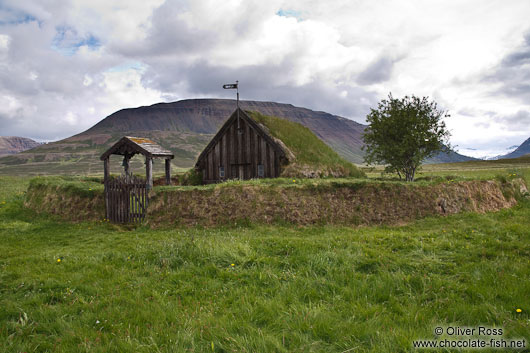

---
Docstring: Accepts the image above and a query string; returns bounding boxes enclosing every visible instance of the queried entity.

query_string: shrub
[179,168,203,185]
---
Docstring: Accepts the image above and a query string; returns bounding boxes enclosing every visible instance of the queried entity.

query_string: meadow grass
[363,155,530,182]
[0,175,529,352]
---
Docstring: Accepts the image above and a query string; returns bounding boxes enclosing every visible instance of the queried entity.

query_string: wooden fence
[105,174,148,223]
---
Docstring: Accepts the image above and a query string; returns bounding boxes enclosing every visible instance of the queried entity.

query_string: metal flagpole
[236,80,240,131]
[222,81,241,131]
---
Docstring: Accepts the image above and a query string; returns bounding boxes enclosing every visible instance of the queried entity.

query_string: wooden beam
[146,156,153,189]
[165,158,171,185]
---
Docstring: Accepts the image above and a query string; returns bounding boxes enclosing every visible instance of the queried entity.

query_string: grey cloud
[141,58,378,122]
[357,56,394,85]
[483,30,530,102]
[111,1,271,59]
[357,53,405,85]
[494,110,530,130]
[501,33,530,67]
[457,108,478,117]
[111,1,216,58]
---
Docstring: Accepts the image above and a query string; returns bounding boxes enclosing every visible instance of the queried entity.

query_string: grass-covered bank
[147,178,526,227]
[24,176,105,221]
[1,176,529,352]
[23,175,528,227]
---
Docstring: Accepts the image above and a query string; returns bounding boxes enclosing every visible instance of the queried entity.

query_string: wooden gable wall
[199,114,283,183]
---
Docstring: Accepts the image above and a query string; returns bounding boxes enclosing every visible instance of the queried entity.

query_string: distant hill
[0,136,41,156]
[426,149,477,164]
[0,99,474,175]
[498,137,530,159]
[85,99,368,162]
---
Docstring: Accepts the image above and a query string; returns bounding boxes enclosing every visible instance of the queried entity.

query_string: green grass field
[1,160,529,352]
[363,154,530,181]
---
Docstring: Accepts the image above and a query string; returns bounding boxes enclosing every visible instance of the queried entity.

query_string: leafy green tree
[362,94,451,181]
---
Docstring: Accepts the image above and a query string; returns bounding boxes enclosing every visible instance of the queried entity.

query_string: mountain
[86,99,367,162]
[0,99,474,175]
[0,136,41,157]
[426,149,477,164]
[498,137,530,159]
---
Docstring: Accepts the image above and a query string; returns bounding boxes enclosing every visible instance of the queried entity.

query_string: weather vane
[223,80,241,132]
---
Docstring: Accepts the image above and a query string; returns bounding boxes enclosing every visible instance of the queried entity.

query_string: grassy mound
[148,178,526,227]
[24,175,528,227]
[24,176,105,221]
[247,111,365,178]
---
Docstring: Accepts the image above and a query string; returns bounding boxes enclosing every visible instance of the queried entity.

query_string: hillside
[86,99,368,163]
[0,136,41,156]
[0,99,473,175]
[498,137,530,159]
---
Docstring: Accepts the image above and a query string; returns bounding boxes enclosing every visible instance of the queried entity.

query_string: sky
[1,0,530,158]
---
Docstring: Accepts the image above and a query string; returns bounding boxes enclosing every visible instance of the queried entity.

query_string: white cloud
[0,0,529,156]
[0,34,10,50]
[98,68,164,113]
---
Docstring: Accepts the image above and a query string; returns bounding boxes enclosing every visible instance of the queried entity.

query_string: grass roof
[247,111,365,178]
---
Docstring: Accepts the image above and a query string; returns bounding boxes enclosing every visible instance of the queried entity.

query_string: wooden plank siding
[197,109,287,183]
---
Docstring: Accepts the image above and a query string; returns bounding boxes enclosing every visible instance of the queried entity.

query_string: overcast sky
[1,0,530,158]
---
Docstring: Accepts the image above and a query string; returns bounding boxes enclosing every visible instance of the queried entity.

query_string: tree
[362,94,451,181]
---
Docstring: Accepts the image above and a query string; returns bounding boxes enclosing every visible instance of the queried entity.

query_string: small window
[257,164,264,178]
[219,166,225,178]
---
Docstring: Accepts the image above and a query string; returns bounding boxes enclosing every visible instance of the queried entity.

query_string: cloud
[482,31,530,103]
[0,0,529,159]
[501,33,530,67]
[357,54,404,85]
[493,110,530,131]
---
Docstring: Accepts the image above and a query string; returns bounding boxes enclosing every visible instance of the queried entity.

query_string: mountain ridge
[0,136,41,157]
[498,137,530,159]
[0,99,474,175]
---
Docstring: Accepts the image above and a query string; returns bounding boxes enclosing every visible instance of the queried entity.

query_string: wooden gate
[105,174,148,223]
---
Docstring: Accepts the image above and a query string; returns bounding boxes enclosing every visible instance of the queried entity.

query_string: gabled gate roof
[100,136,174,160]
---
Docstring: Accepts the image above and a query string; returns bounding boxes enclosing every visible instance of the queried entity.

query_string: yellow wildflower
[57,258,61,263]
[516,308,522,313]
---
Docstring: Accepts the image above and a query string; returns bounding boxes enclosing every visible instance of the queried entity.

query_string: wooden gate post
[165,158,171,185]
[103,157,110,220]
